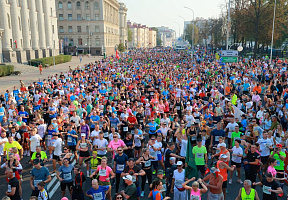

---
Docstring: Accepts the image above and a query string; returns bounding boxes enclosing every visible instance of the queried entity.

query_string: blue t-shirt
[211,129,225,145]
[31,166,50,190]
[90,115,100,128]
[67,129,77,146]
[58,164,74,183]
[114,153,129,173]
[86,185,110,200]
[18,111,28,123]
[109,117,120,128]
[148,122,158,132]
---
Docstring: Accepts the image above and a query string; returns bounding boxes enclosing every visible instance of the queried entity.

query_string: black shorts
[69,145,76,152]
[231,160,241,168]
[79,151,90,158]
[135,146,141,150]
[276,170,284,178]
[196,165,206,174]
[261,156,269,165]
[53,155,61,161]
[60,182,73,191]
[222,180,227,189]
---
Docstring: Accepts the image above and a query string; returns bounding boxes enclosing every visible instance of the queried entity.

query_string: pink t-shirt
[97,165,112,182]
[267,166,277,177]
[108,139,125,158]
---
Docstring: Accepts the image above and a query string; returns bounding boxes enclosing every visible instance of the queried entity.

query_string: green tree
[151,27,163,46]
[185,23,199,46]
[118,43,125,52]
[127,27,132,42]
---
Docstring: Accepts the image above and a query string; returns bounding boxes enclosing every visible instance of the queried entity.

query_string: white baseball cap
[123,175,133,181]
[176,161,183,166]
[219,143,226,148]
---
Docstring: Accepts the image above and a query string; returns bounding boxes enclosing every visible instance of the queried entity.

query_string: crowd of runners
[0,48,288,200]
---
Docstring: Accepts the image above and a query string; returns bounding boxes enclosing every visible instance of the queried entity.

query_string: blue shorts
[157,154,162,161]
[137,186,140,197]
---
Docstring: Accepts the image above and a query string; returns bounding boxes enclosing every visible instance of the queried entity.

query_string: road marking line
[48,158,76,198]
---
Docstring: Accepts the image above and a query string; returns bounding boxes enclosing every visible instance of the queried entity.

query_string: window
[18,16,21,31]
[59,26,64,33]
[77,26,81,33]
[10,39,12,48]
[94,2,99,9]
[58,1,63,9]
[86,26,89,33]
[78,38,83,45]
[85,1,90,9]
[68,26,73,33]
[95,14,99,20]
[59,14,63,21]
[77,14,81,21]
[96,38,100,46]
[76,1,81,9]
[52,25,55,34]
[68,14,72,20]
[86,14,90,20]
[7,13,11,29]
[95,26,99,33]
[67,1,72,9]
[69,39,74,46]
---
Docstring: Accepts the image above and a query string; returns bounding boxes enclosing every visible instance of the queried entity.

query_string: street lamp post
[184,6,194,62]
[51,10,56,68]
[270,0,277,64]
[178,16,186,41]
[226,0,231,50]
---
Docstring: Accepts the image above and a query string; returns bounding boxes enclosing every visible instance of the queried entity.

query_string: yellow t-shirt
[3,141,22,159]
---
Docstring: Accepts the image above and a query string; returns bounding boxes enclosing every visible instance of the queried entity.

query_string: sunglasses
[116,197,123,199]
[64,149,68,150]
[113,136,117,138]
[118,150,123,152]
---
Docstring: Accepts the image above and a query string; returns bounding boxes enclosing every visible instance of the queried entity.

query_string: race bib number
[140,120,143,123]
[150,151,156,157]
[215,136,220,142]
[276,160,280,166]
[123,127,128,132]
[80,143,87,148]
[104,132,109,137]
[175,179,183,187]
[116,164,125,171]
[131,130,135,135]
[195,119,199,123]
[99,169,107,177]
[150,92,154,95]
[67,137,72,143]
[93,192,103,200]
[191,195,200,200]
[132,175,136,182]
[161,184,167,192]
[7,185,11,193]
[91,169,96,175]
[176,106,181,110]
[0,112,4,116]
[48,135,52,140]
[144,160,151,167]
[34,179,42,187]
[263,185,271,194]
[196,153,204,159]
[63,173,72,180]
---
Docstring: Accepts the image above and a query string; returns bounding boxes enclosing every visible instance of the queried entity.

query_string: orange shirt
[217,160,228,181]
[149,189,162,200]
[253,86,261,94]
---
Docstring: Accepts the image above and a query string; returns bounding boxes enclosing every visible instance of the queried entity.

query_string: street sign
[222,50,238,57]
[222,57,238,63]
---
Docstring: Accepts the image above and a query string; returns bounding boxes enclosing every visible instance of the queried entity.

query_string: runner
[170,161,186,200]
[182,177,208,200]
[57,158,74,198]
[203,167,224,200]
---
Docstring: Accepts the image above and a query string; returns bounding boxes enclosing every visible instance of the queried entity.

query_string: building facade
[156,26,176,47]
[127,21,156,49]
[0,0,59,63]
[119,2,127,48]
[56,0,125,56]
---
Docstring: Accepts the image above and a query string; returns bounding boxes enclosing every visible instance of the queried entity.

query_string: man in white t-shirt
[0,131,8,163]
[185,110,195,128]
[94,132,108,156]
[91,125,101,145]
[28,127,42,156]
[51,133,63,174]
[225,118,238,148]
[160,114,171,126]
[257,132,272,170]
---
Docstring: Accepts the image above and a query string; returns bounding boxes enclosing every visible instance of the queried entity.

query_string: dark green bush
[0,65,14,77]
[29,55,72,67]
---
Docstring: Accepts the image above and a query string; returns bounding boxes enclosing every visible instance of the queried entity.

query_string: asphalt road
[1,153,288,200]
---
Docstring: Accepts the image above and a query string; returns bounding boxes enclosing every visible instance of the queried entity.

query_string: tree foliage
[118,43,125,52]
[185,23,199,46]
[151,27,163,46]
[127,27,132,42]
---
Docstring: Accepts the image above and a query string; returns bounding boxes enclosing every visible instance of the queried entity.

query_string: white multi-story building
[56,0,127,56]
[0,0,59,63]
[127,21,156,48]
[156,26,176,47]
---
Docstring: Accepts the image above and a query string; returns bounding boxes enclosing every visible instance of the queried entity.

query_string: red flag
[205,168,210,175]
[116,50,120,60]
[14,40,17,48]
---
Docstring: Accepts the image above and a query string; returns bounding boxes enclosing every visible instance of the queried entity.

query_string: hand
[211,155,214,158]
[243,161,248,164]
[267,189,272,192]
[198,178,202,183]
[120,190,125,194]
[205,164,208,169]
[106,178,110,181]
[170,188,174,193]
[31,186,35,190]
[59,178,63,182]
[191,177,196,181]
[252,182,256,186]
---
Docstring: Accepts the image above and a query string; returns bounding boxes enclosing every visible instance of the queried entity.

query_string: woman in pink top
[267,158,286,181]
[90,157,115,200]
[107,133,127,159]
[182,177,208,200]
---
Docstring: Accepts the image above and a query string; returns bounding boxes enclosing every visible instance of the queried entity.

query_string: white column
[36,0,46,49]
[20,0,32,50]
[0,1,12,51]
[28,0,40,50]
[10,0,23,50]
[43,0,52,50]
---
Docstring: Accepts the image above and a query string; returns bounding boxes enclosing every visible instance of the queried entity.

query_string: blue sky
[120,0,225,37]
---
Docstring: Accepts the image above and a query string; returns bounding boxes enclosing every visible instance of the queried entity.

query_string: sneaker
[229,179,232,184]
[226,189,228,194]
[146,180,148,184]
[236,171,238,176]
[140,191,145,197]
[208,153,211,160]
[237,179,243,184]
[87,171,90,177]
[152,170,156,175]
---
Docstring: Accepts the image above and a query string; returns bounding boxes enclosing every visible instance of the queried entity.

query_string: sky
[120,0,225,37]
